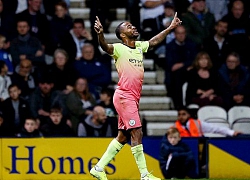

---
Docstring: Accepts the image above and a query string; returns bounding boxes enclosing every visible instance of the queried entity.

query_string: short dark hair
[227,51,240,62]
[50,106,63,114]
[101,87,114,97]
[177,106,190,114]
[8,84,20,91]
[73,18,85,28]
[55,1,68,10]
[0,61,6,72]
[115,22,124,40]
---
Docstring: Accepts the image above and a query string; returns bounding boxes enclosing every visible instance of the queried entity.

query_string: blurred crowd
[0,0,249,137]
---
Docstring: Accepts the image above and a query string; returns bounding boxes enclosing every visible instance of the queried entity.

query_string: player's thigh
[113,94,141,129]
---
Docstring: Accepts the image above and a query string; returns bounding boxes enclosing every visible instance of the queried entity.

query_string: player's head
[166,127,181,145]
[115,22,139,40]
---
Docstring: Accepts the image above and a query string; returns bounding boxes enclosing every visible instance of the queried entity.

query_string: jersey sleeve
[136,41,149,53]
[111,43,121,59]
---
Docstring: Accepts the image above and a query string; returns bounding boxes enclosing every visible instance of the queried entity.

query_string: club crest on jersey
[129,119,136,126]
[138,48,142,54]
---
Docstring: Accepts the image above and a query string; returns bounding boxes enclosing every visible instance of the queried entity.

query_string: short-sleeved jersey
[112,41,149,101]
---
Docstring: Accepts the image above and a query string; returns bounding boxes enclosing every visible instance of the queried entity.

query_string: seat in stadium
[197,105,229,137]
[228,106,250,134]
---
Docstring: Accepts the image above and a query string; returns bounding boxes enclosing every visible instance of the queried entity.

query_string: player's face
[168,132,181,146]
[178,110,190,124]
[24,119,36,133]
[121,22,139,39]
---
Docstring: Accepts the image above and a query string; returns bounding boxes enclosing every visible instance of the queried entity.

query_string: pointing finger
[96,16,100,23]
[174,12,177,19]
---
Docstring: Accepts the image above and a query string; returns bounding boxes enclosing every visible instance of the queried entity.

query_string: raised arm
[94,16,114,55]
[148,12,182,48]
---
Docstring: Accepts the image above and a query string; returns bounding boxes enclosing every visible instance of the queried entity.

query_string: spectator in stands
[182,0,215,48]
[43,0,70,19]
[0,34,13,74]
[140,0,170,38]
[126,0,141,33]
[60,18,93,62]
[0,111,13,137]
[15,0,27,14]
[228,0,250,21]
[157,2,176,44]
[140,0,170,61]
[78,105,113,137]
[218,52,250,110]
[159,127,198,179]
[151,2,176,65]
[186,51,223,107]
[97,87,118,136]
[16,117,42,137]
[74,43,112,97]
[221,0,250,68]
[15,0,50,52]
[174,106,241,137]
[1,84,30,135]
[203,19,233,71]
[46,49,76,94]
[48,1,73,55]
[2,0,18,15]
[41,106,75,137]
[0,0,17,41]
[66,77,96,134]
[164,25,198,109]
[205,0,229,22]
[0,61,11,101]
[10,19,45,68]
[172,0,191,16]
[10,59,40,100]
[29,75,66,128]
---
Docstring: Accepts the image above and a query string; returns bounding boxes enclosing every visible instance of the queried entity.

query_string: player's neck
[122,39,136,48]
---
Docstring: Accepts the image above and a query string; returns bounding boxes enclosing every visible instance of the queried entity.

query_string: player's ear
[120,33,125,39]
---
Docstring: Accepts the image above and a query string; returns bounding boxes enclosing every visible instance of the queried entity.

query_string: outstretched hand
[94,16,103,34]
[169,12,182,29]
